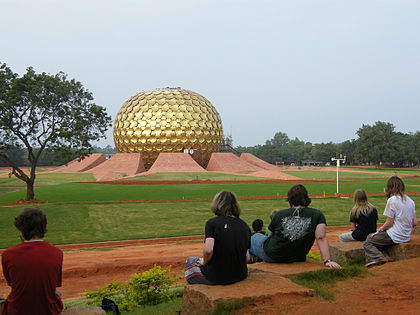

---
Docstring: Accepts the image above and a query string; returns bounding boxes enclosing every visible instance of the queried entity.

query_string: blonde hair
[210,191,241,217]
[350,189,374,220]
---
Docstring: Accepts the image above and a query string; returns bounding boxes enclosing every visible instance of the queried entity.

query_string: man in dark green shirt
[249,184,341,268]
[264,207,325,262]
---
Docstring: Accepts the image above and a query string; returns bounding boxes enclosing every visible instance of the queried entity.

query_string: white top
[384,195,416,243]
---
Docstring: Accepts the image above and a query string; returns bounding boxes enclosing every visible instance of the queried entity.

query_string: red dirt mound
[87,153,146,181]
[240,153,279,170]
[238,153,301,180]
[50,154,107,173]
[206,153,262,172]
[147,153,206,173]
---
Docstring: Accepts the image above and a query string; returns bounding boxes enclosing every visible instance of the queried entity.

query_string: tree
[311,142,339,162]
[0,63,112,200]
[281,138,306,162]
[414,132,420,167]
[334,140,356,165]
[354,121,399,166]
[392,132,417,167]
[221,134,237,153]
[265,131,290,147]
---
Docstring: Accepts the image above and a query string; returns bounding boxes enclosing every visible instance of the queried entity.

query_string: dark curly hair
[14,208,47,240]
[252,219,264,232]
[287,184,311,207]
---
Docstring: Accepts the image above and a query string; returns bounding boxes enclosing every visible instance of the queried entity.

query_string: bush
[85,265,181,312]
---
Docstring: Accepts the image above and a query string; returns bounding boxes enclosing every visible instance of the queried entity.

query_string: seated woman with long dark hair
[249,184,341,268]
[184,191,251,285]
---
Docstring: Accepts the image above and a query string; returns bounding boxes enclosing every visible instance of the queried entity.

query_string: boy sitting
[1,208,63,315]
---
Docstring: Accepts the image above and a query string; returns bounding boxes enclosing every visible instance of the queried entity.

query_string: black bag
[101,298,121,315]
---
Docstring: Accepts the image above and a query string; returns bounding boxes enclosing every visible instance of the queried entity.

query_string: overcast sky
[2,0,419,148]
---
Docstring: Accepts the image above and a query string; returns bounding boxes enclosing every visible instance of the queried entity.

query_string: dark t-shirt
[200,216,251,285]
[264,207,326,263]
[351,208,378,241]
[1,241,63,315]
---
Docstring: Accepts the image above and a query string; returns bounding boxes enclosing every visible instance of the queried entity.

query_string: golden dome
[113,88,223,170]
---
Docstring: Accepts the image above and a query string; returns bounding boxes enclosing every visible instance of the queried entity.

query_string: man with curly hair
[1,208,63,315]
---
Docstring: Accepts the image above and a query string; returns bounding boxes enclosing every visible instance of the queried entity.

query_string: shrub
[85,265,181,312]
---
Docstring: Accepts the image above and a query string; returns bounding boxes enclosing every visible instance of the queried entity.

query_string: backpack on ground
[101,298,121,315]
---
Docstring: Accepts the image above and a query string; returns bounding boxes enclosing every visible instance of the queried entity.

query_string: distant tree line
[3,121,419,168]
[0,145,116,167]
[232,121,420,167]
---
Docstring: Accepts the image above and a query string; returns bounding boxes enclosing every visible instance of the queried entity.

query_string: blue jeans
[249,233,276,262]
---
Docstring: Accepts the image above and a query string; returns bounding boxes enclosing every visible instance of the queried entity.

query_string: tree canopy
[0,62,112,200]
[354,121,397,165]
[236,121,420,167]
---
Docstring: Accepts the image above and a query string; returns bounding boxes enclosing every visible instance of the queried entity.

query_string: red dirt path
[0,228,385,294]
[0,230,418,314]
[241,257,420,315]
[0,230,336,300]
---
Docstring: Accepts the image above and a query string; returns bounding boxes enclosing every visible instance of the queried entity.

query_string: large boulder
[329,234,420,264]
[181,268,316,315]
[329,241,366,264]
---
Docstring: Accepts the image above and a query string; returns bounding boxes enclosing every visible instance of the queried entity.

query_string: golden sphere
[113,88,223,170]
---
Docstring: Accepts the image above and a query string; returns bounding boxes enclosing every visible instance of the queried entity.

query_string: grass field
[1,175,420,205]
[0,168,419,249]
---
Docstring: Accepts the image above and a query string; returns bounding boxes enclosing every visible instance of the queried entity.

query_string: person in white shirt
[364,176,418,267]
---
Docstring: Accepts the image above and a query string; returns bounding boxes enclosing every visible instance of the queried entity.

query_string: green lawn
[0,173,95,195]
[1,195,419,249]
[283,170,388,180]
[3,175,420,205]
[0,169,419,249]
[343,166,420,175]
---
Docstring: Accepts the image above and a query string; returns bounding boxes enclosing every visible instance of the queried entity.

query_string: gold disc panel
[113,88,223,170]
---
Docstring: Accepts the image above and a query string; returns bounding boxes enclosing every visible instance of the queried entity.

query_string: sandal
[365,259,387,268]
[246,252,260,264]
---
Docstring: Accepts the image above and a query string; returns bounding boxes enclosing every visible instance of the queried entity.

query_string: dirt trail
[0,229,418,314]
[0,227,348,301]
[242,257,420,315]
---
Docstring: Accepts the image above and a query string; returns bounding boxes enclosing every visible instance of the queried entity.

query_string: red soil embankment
[0,227,357,301]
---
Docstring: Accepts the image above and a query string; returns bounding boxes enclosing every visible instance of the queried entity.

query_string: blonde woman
[339,190,378,242]
[364,176,418,267]
[184,191,251,285]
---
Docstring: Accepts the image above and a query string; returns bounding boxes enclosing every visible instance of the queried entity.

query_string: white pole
[331,156,346,195]
[336,159,340,193]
